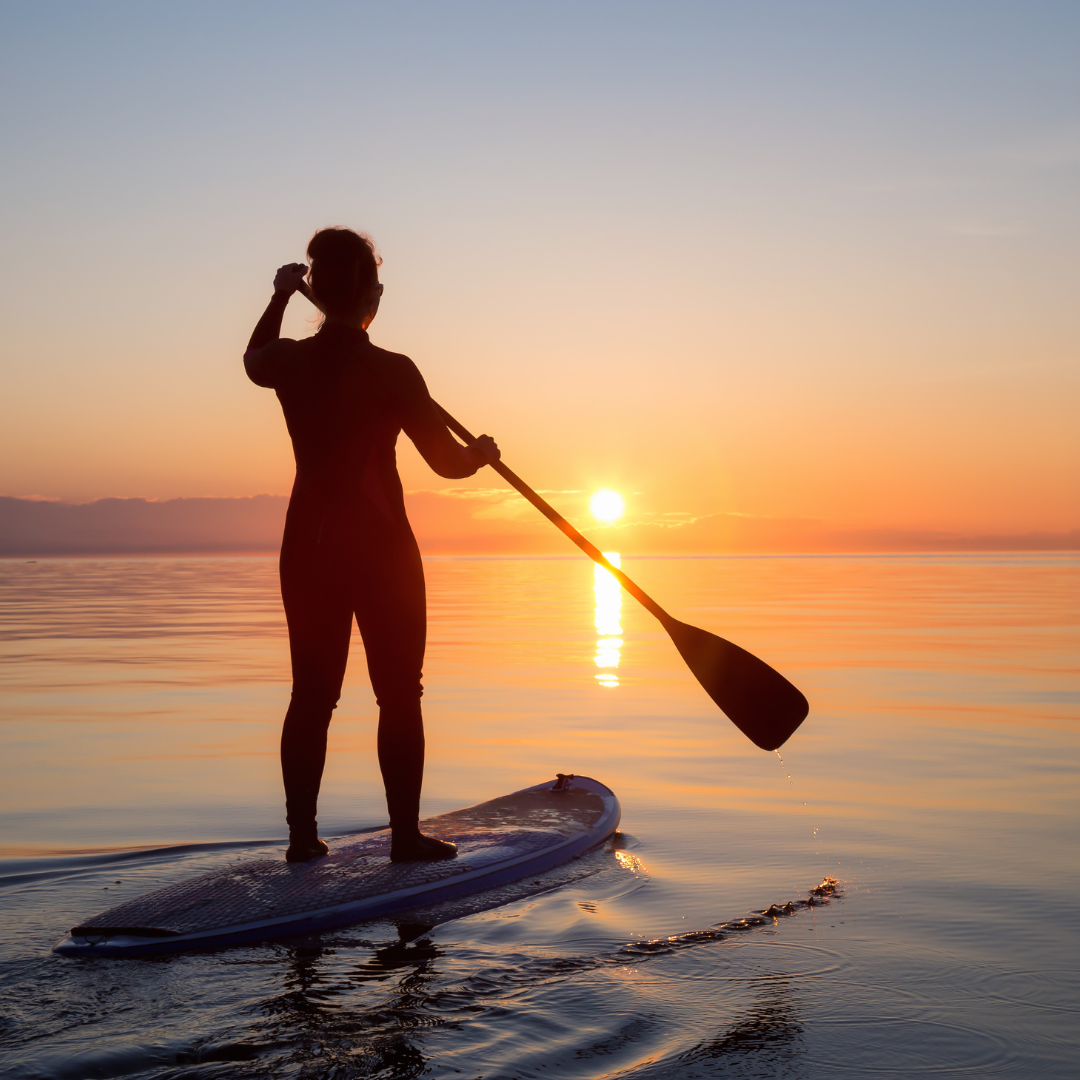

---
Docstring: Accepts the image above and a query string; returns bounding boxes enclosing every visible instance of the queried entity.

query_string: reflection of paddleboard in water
[54,775,619,957]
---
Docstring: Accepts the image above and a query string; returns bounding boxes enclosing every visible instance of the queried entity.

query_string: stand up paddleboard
[54,775,619,957]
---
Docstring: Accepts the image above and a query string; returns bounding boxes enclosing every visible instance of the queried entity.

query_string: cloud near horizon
[1,493,1076,557]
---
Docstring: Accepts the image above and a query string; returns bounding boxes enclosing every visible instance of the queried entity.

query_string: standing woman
[244,228,499,863]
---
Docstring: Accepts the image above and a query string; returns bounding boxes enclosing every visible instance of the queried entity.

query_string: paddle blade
[665,619,808,750]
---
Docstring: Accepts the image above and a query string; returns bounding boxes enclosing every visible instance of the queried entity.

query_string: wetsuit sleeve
[244,292,296,388]
[394,357,481,479]
[244,339,298,388]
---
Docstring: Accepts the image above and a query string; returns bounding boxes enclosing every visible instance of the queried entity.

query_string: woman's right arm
[396,359,500,479]
[243,263,307,387]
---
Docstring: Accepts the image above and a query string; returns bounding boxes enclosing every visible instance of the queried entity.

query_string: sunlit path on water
[0,554,1078,1077]
[591,487,625,689]
[594,552,623,688]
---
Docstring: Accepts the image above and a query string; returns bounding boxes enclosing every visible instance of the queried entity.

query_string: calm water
[1,553,1078,1078]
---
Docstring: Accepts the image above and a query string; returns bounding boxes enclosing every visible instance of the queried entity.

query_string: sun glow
[590,489,625,523]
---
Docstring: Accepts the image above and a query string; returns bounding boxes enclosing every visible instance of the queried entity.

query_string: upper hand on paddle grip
[273,263,310,297]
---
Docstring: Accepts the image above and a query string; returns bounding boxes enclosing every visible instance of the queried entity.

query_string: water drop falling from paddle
[775,750,793,785]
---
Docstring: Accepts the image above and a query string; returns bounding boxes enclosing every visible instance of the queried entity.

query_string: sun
[590,489,625,523]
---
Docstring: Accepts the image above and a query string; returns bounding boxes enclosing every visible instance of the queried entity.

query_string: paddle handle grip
[437,405,672,625]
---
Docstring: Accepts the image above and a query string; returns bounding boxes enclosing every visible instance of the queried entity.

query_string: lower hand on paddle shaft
[437,407,809,752]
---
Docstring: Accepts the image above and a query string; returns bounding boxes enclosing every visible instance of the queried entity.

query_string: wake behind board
[54,775,619,957]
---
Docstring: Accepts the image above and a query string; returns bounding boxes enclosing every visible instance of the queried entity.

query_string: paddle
[437,407,809,751]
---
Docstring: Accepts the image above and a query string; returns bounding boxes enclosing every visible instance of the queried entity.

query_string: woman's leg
[376,697,425,832]
[280,545,353,854]
[354,535,452,858]
[353,539,426,830]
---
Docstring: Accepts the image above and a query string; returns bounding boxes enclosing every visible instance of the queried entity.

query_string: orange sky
[1,5,1077,549]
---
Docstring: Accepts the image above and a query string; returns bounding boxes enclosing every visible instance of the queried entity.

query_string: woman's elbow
[432,461,477,480]
[429,449,477,479]
[243,351,271,388]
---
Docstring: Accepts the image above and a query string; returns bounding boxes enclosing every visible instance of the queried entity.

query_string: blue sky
[1,2,1077,534]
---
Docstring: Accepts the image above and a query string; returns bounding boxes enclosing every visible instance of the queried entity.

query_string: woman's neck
[323,314,369,332]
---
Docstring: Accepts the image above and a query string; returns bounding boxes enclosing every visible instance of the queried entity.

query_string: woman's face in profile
[361,283,384,330]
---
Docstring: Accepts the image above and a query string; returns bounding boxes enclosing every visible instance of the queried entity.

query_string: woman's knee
[283,686,340,731]
[374,685,423,716]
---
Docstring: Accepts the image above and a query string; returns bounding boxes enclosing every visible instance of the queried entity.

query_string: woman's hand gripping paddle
[437,407,809,752]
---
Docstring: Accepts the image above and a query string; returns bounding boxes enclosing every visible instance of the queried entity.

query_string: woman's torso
[272,324,416,545]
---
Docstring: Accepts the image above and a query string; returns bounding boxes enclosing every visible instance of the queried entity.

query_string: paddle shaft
[438,406,672,626]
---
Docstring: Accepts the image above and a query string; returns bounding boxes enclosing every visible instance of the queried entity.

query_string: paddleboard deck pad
[54,775,619,957]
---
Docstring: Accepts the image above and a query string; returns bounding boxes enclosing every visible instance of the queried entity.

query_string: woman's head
[306,227,382,325]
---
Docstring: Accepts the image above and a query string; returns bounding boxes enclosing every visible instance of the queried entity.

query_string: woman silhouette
[245,228,499,862]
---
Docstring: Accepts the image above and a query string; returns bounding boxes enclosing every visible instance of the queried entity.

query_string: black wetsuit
[245,302,465,842]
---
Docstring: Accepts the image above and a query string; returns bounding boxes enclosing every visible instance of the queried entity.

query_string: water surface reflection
[0,554,1078,1077]
[594,551,623,688]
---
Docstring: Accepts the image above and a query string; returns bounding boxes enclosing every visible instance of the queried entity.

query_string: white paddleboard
[54,774,619,957]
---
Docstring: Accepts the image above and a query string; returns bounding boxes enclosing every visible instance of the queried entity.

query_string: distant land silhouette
[0,495,289,555]
[1,494,1076,556]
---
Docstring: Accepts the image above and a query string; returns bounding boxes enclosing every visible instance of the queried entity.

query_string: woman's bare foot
[285,838,329,863]
[391,832,457,863]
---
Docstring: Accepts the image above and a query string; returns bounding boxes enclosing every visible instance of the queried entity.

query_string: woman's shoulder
[367,342,416,368]
[367,343,425,386]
